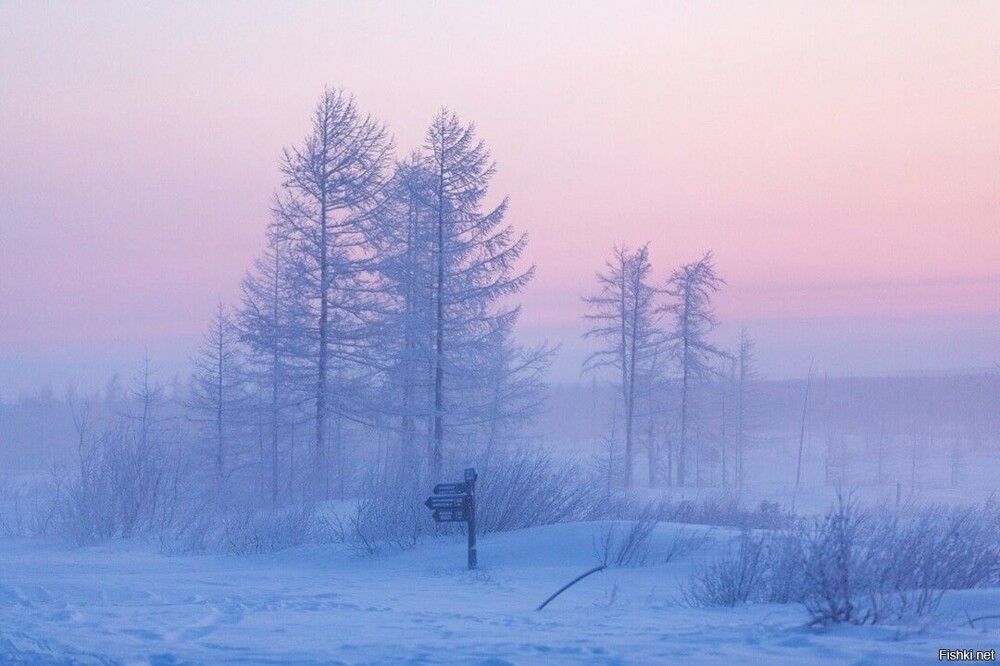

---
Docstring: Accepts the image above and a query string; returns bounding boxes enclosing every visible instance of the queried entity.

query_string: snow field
[3,521,998,664]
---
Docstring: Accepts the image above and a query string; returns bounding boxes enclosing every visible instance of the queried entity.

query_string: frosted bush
[593,509,658,568]
[684,493,1000,625]
[0,475,61,538]
[222,502,317,555]
[476,447,604,533]
[655,495,791,531]
[684,529,803,607]
[331,483,426,556]
[56,420,181,544]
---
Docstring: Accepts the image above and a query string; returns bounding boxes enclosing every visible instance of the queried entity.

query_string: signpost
[432,509,467,522]
[425,467,478,570]
[424,496,467,510]
[433,482,468,495]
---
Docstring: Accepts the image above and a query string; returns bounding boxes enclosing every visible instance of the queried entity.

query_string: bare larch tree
[420,110,533,478]
[271,88,392,498]
[663,251,725,487]
[583,244,662,488]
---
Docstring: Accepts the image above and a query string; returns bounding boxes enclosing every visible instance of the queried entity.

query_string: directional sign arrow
[425,495,467,510]
[433,482,468,495]
[433,509,468,523]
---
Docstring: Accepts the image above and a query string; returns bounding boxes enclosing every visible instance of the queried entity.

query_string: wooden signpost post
[425,467,477,570]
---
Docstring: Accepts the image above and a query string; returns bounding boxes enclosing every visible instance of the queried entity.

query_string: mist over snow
[1,3,998,665]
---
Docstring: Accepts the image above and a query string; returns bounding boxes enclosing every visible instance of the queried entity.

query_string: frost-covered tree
[271,88,392,497]
[583,244,662,487]
[188,302,247,479]
[416,110,534,477]
[733,327,760,489]
[475,327,555,471]
[374,126,542,482]
[717,326,760,488]
[664,251,725,487]
[238,221,312,502]
[225,96,539,494]
[370,156,438,480]
[127,351,168,454]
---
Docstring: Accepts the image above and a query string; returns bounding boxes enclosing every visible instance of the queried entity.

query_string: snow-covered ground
[2,522,997,665]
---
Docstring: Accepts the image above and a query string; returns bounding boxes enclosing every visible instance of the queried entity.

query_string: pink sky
[1,1,998,393]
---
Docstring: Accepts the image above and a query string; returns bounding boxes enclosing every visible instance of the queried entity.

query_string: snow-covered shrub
[593,509,658,568]
[761,529,808,604]
[156,503,215,555]
[56,420,181,544]
[222,502,317,555]
[655,495,791,531]
[684,494,1000,623]
[800,496,1000,625]
[920,501,1000,589]
[683,530,772,607]
[331,481,426,556]
[856,501,1000,623]
[593,502,713,569]
[476,447,604,533]
[684,525,805,608]
[0,474,62,538]
[330,447,606,557]
[799,492,871,624]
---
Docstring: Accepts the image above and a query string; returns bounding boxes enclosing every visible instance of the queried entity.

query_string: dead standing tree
[663,252,725,488]
[583,244,662,488]
[238,221,310,504]
[188,301,247,480]
[734,327,760,489]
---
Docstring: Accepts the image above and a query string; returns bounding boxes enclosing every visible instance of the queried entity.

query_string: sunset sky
[1,1,998,395]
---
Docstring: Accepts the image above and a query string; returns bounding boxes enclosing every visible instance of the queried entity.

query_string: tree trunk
[315,149,330,499]
[736,358,744,489]
[216,326,224,479]
[720,377,727,488]
[432,151,446,478]
[646,412,657,488]
[795,363,813,490]
[678,342,689,487]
